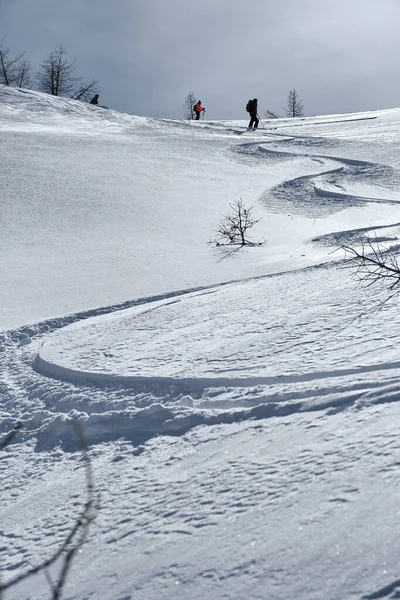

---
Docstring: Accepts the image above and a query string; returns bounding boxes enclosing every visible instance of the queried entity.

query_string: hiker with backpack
[193,100,205,120]
[246,98,259,129]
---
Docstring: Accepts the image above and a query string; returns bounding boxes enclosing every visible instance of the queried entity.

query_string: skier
[246,98,259,129]
[90,94,99,105]
[193,100,205,120]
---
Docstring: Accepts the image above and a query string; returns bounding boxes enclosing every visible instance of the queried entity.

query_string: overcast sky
[1,0,400,120]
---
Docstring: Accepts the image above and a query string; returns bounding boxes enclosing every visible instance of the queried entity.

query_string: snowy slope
[3,87,400,600]
[0,86,318,328]
[2,86,400,329]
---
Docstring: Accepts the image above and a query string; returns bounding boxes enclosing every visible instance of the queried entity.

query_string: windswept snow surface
[3,87,400,599]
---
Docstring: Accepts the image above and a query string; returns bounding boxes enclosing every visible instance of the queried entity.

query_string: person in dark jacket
[193,100,205,120]
[90,94,99,105]
[246,98,259,129]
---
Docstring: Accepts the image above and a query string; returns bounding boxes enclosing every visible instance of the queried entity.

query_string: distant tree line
[0,38,99,102]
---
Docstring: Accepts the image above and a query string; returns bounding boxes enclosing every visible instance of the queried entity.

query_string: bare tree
[15,58,32,88]
[0,422,98,600]
[36,44,97,101]
[265,109,279,119]
[214,198,264,247]
[183,91,197,120]
[0,38,28,87]
[36,44,77,96]
[284,89,304,118]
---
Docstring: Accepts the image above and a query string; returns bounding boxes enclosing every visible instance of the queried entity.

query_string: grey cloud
[1,0,400,119]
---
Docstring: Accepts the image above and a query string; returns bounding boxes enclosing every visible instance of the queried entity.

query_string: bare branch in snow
[0,422,99,600]
[265,109,279,119]
[341,238,400,293]
[71,80,99,102]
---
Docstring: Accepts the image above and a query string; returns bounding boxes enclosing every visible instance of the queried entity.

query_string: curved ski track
[2,125,400,450]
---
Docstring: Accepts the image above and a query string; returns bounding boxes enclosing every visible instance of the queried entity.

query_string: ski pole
[257,113,265,129]
[202,109,206,120]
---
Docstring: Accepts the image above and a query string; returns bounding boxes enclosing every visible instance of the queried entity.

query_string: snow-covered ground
[2,86,400,599]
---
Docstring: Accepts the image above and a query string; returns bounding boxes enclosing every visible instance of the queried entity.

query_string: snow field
[2,87,400,599]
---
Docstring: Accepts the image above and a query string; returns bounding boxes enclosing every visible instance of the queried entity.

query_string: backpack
[246,100,253,113]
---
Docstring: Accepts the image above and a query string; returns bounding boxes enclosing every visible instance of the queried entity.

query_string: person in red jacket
[193,100,205,120]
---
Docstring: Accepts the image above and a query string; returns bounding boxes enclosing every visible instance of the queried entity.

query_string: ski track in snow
[2,112,400,451]
[231,137,400,218]
[5,93,400,599]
